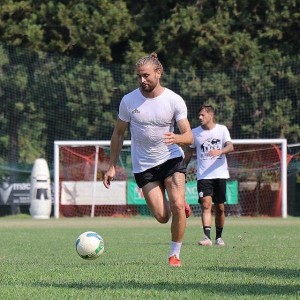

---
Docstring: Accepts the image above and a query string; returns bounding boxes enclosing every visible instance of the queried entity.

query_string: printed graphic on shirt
[200,138,222,160]
[131,108,140,114]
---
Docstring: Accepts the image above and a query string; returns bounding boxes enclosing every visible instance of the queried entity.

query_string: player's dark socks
[216,226,223,239]
[203,226,211,239]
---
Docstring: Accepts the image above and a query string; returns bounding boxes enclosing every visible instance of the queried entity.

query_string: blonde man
[103,53,193,267]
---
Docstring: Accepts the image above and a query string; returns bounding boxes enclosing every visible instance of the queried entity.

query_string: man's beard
[141,82,155,92]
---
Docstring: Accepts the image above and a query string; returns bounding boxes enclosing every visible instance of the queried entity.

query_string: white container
[29,158,52,219]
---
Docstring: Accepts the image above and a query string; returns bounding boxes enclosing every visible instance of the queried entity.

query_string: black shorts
[197,179,227,204]
[134,157,186,188]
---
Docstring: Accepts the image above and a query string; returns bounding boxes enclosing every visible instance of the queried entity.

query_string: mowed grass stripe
[0,215,299,299]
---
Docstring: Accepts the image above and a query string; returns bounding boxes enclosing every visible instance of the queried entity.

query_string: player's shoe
[215,237,225,246]
[168,255,182,267]
[198,235,213,246]
[185,202,192,218]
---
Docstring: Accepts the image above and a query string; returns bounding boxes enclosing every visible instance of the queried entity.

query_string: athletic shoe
[185,203,192,218]
[198,235,213,246]
[168,255,182,267]
[215,237,225,246]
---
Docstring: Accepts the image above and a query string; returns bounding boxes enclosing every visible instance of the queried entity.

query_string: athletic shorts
[134,156,186,188]
[197,178,227,204]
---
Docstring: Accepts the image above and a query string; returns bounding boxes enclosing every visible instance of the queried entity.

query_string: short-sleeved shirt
[190,124,232,180]
[118,88,186,173]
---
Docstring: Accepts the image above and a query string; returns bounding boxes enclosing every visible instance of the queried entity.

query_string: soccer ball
[75,231,104,260]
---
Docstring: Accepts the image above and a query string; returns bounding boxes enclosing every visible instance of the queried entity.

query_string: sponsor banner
[185,181,200,204]
[127,180,199,205]
[127,181,146,205]
[0,180,237,206]
[0,182,31,204]
[0,182,55,205]
[126,180,238,205]
[61,181,126,205]
[226,180,238,204]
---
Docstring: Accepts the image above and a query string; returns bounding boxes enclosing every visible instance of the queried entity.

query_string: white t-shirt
[190,124,232,180]
[118,88,186,173]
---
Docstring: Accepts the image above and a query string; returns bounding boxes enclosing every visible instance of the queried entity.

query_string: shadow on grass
[206,266,300,280]
[31,281,299,297]
[30,266,300,297]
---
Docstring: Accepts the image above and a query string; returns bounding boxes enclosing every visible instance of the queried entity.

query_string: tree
[0,0,135,61]
[1,0,300,167]
[0,0,136,164]
[0,45,46,166]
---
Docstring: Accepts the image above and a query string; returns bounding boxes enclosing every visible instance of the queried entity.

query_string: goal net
[187,139,288,218]
[54,139,287,218]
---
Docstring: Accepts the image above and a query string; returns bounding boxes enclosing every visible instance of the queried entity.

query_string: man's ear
[156,69,162,79]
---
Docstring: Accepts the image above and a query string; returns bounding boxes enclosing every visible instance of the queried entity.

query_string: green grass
[0,215,299,299]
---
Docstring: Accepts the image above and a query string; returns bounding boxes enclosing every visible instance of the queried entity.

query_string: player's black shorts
[134,156,186,188]
[197,178,227,204]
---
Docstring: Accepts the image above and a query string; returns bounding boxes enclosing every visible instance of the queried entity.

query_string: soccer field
[0,215,299,300]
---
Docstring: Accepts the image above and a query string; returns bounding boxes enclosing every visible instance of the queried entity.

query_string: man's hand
[164,132,178,145]
[208,149,223,157]
[103,166,116,189]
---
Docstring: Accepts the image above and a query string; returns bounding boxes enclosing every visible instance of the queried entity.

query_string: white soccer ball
[75,231,104,260]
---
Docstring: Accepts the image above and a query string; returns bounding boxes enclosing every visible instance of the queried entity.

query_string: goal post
[53,139,288,219]
[185,138,288,218]
[53,140,131,219]
[232,139,287,218]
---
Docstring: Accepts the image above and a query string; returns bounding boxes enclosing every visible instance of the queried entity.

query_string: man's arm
[183,145,195,166]
[222,141,234,154]
[164,118,193,146]
[209,141,234,157]
[103,118,128,189]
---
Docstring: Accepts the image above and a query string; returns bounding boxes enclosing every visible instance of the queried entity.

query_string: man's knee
[215,203,225,214]
[155,214,170,223]
[170,200,186,215]
[201,200,212,211]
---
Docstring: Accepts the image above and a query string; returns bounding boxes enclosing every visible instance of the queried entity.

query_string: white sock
[169,241,182,259]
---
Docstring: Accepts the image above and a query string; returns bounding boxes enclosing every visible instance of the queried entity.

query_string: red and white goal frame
[232,139,287,218]
[53,139,288,219]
